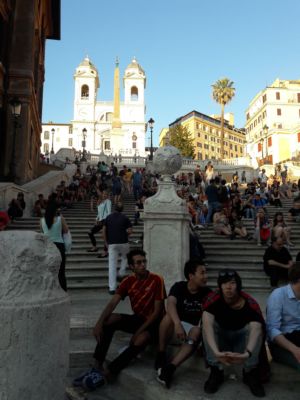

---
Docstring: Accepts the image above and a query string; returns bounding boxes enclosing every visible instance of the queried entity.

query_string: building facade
[0,0,60,184]
[245,79,300,165]
[164,110,246,160]
[41,56,147,158]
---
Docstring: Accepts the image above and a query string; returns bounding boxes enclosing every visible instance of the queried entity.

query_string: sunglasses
[218,270,236,278]
[134,259,147,265]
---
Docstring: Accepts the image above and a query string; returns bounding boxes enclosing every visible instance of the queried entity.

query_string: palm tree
[212,78,235,159]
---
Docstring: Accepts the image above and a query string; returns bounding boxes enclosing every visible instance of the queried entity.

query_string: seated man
[263,237,293,288]
[73,249,166,390]
[155,259,212,388]
[202,269,268,398]
[288,198,300,222]
[266,262,300,370]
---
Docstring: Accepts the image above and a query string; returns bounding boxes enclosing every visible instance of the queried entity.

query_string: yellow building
[164,110,246,160]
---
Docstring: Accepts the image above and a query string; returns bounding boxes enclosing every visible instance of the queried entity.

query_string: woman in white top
[41,202,69,291]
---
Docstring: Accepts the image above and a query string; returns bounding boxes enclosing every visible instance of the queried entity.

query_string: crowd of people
[72,252,300,398]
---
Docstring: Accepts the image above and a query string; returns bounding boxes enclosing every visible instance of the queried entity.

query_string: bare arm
[61,216,69,234]
[93,294,121,342]
[167,295,186,341]
[274,334,300,363]
[267,259,293,269]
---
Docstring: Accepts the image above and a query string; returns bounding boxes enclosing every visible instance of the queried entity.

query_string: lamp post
[148,117,155,161]
[51,128,55,154]
[81,128,87,161]
[263,124,269,161]
[9,98,22,181]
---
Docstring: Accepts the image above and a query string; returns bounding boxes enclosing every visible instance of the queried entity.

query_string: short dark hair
[115,202,123,212]
[288,262,300,284]
[217,269,242,293]
[127,249,146,266]
[184,258,205,280]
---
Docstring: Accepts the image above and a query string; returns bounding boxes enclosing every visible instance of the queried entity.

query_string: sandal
[87,248,98,252]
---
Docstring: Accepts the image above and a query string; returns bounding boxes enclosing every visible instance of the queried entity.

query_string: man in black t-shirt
[155,259,212,388]
[288,198,300,222]
[263,237,293,287]
[202,269,267,397]
[103,202,132,294]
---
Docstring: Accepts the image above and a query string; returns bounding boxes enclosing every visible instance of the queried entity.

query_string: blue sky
[43,0,300,146]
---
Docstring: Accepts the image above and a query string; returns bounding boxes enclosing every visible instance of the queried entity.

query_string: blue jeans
[203,322,262,371]
[206,201,221,224]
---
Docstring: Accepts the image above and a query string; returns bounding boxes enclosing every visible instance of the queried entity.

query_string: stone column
[143,146,190,291]
[0,231,70,400]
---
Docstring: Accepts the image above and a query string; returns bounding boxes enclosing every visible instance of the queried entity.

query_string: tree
[168,125,195,159]
[212,78,235,159]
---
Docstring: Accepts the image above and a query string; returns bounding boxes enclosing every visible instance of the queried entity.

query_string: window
[104,141,111,150]
[276,92,280,100]
[278,123,282,128]
[235,145,238,151]
[130,86,138,101]
[211,146,215,151]
[43,143,49,153]
[262,94,267,103]
[69,126,73,134]
[106,112,113,122]
[268,137,272,147]
[258,143,262,152]
[298,93,300,103]
[81,85,89,98]
[197,142,202,147]
[298,132,300,142]
[196,123,199,129]
[205,135,208,140]
[68,138,73,147]
[44,131,49,140]
[277,108,282,116]
[230,144,233,150]
[204,144,209,149]
[132,142,137,149]
[197,132,201,137]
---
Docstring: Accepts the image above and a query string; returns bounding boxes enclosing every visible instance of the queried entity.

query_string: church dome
[125,57,145,76]
[76,56,98,76]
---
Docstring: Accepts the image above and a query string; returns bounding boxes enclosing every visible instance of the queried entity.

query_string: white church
[41,56,147,157]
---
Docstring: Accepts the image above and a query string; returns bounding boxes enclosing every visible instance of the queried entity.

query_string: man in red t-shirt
[73,249,166,390]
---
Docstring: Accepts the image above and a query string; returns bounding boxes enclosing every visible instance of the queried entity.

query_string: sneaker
[204,366,224,394]
[154,351,167,370]
[82,368,106,391]
[243,368,265,397]
[72,368,104,388]
[108,290,116,295]
[156,364,176,388]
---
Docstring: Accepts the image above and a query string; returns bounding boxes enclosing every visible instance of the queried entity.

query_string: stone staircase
[7,196,299,293]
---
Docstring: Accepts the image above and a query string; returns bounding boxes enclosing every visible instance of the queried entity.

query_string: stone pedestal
[0,231,70,400]
[143,146,190,291]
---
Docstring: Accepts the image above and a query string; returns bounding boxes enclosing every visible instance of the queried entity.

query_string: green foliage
[168,125,195,159]
[212,78,235,106]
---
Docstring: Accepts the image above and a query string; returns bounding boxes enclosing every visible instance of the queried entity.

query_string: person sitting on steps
[72,249,166,391]
[155,259,212,388]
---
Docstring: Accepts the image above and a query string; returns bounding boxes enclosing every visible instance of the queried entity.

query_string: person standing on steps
[103,202,132,294]
[72,249,166,391]
[87,191,111,256]
[40,202,69,291]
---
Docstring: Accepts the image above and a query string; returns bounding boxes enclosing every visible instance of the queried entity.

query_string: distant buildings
[161,110,246,160]
[245,79,300,165]
[41,56,147,158]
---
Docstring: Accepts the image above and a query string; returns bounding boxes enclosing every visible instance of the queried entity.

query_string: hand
[223,351,249,365]
[174,322,186,342]
[215,351,233,366]
[93,323,103,343]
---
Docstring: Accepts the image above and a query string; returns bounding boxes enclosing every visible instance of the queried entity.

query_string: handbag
[63,230,72,253]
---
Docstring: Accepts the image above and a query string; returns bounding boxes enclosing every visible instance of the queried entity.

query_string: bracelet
[246,349,252,358]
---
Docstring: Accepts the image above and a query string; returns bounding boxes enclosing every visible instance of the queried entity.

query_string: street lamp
[263,124,269,160]
[51,128,55,154]
[148,117,155,161]
[9,98,22,180]
[81,128,87,161]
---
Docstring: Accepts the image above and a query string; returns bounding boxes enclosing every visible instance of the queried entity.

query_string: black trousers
[54,242,67,291]
[88,222,107,252]
[93,314,158,375]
